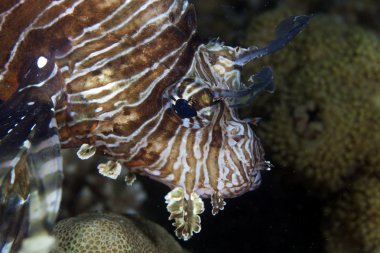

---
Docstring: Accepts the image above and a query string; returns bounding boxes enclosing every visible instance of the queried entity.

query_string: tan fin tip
[76,144,96,160]
[165,188,204,240]
[97,160,121,180]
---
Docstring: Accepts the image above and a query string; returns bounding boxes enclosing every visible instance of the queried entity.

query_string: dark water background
[142,171,323,253]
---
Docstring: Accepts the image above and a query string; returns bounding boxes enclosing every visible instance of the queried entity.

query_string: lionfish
[0,0,309,250]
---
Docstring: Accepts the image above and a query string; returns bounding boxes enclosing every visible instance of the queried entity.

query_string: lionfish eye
[174,99,197,119]
[18,54,55,87]
[164,78,219,129]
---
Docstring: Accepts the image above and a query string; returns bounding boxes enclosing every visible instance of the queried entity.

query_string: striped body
[1,0,263,198]
[1,0,310,246]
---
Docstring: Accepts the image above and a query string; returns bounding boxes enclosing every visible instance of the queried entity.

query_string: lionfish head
[162,15,310,198]
[162,42,273,199]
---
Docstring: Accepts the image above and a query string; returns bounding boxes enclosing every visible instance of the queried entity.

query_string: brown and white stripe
[0,0,264,205]
[1,0,309,245]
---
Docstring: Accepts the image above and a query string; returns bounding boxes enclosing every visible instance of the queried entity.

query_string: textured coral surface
[52,213,183,253]
[245,8,380,193]
[243,4,380,253]
[324,175,380,253]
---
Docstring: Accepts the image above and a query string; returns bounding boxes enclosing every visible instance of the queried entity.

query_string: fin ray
[0,89,63,252]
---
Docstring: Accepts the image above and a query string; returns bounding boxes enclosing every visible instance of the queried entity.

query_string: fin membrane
[235,15,311,66]
[0,88,63,252]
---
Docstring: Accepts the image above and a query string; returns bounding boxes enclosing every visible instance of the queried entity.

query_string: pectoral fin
[0,89,63,252]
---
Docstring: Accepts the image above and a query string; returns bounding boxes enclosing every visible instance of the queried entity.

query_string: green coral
[323,174,380,253]
[52,213,183,253]
[242,6,380,252]
[244,8,380,193]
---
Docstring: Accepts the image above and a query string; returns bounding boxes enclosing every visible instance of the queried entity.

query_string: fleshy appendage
[212,15,311,108]
[165,187,205,241]
[211,191,226,216]
[211,66,275,108]
[97,160,122,180]
[76,144,96,160]
[235,15,311,66]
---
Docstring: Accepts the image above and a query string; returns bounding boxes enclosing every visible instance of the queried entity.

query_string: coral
[241,5,380,253]
[323,174,380,253]
[52,213,183,253]
[243,8,380,193]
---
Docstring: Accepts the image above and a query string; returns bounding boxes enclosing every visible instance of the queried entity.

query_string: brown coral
[324,174,380,253]
[240,6,380,252]
[52,213,183,253]
[244,8,380,193]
